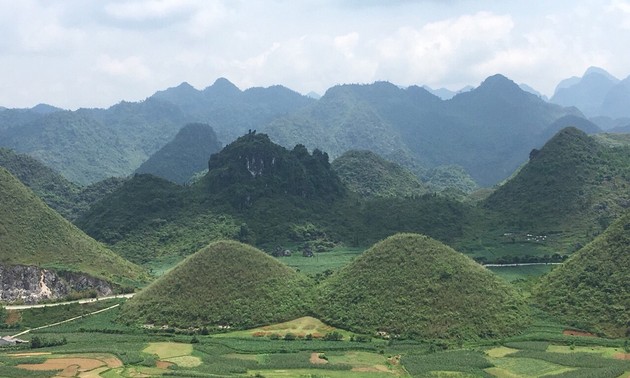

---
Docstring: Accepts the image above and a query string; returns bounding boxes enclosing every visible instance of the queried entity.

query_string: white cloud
[1,0,630,108]
[97,55,152,80]
[371,12,514,89]
[103,0,197,22]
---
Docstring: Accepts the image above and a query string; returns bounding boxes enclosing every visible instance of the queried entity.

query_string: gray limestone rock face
[0,264,113,304]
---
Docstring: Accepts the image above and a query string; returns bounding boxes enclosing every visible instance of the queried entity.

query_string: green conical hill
[0,167,146,286]
[316,233,529,339]
[120,240,313,328]
[484,127,630,235]
[533,212,630,337]
[332,150,426,198]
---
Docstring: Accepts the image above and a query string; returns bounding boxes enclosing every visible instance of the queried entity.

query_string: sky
[1,0,630,110]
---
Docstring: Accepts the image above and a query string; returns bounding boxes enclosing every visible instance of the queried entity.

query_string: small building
[0,335,28,346]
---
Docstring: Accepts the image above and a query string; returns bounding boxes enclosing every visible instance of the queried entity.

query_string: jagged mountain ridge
[265,75,586,186]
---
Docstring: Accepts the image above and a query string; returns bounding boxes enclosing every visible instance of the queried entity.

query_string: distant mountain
[265,74,583,186]
[316,233,529,339]
[518,83,548,100]
[422,85,457,100]
[600,76,630,118]
[0,167,146,291]
[484,128,630,241]
[551,67,622,117]
[0,148,127,221]
[306,91,321,99]
[0,98,189,185]
[610,123,630,133]
[150,78,314,144]
[135,123,222,184]
[590,116,630,131]
[423,165,479,194]
[542,114,601,140]
[0,79,313,185]
[534,211,630,337]
[331,150,427,198]
[120,240,313,328]
[30,103,64,114]
[0,147,80,218]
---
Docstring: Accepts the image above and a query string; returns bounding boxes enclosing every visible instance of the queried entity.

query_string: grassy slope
[316,233,530,340]
[120,240,314,328]
[482,127,630,250]
[0,167,147,286]
[533,211,630,337]
[332,150,427,198]
[0,147,81,219]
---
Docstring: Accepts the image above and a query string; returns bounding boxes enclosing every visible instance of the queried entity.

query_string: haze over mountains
[551,66,630,121]
[2,70,627,189]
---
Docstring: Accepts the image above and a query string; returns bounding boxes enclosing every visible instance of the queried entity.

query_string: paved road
[483,262,563,267]
[4,293,135,310]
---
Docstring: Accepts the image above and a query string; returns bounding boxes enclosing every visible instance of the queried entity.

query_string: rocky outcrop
[0,264,114,304]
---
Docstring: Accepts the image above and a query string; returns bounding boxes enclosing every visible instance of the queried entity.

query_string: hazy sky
[1,0,629,109]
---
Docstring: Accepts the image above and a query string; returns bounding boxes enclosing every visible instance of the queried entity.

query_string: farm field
[2,300,630,377]
[277,246,365,275]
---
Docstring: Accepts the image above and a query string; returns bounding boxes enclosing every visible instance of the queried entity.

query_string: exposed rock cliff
[0,264,114,304]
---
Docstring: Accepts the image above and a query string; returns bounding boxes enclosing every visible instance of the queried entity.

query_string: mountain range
[0,73,609,188]
[551,66,630,120]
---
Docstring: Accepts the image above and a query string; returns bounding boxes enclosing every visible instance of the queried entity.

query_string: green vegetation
[424,164,480,194]
[533,211,630,337]
[265,75,583,186]
[2,296,630,377]
[0,79,313,186]
[484,127,630,241]
[78,132,471,256]
[119,240,314,328]
[0,167,147,286]
[316,233,530,340]
[0,148,126,221]
[135,122,222,184]
[332,150,427,198]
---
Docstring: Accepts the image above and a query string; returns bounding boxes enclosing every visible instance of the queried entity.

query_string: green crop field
[2,297,629,377]
[277,246,365,275]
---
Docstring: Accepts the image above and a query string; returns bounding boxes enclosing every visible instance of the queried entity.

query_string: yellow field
[143,341,201,369]
[485,347,519,358]
[143,341,193,359]
[546,344,624,358]
[215,316,350,338]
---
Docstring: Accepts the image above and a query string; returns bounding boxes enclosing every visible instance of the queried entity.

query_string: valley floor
[1,297,629,378]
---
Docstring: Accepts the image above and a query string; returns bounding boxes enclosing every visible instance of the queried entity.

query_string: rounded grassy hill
[119,240,314,328]
[0,167,147,286]
[533,211,630,337]
[316,233,530,340]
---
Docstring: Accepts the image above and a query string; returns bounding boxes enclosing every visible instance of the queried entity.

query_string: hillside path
[10,303,123,338]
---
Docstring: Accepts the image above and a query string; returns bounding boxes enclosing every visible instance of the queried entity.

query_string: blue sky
[1,0,629,109]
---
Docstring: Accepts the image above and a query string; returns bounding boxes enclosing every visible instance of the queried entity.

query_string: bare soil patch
[156,360,174,369]
[563,329,596,337]
[5,309,21,325]
[614,353,630,360]
[17,357,105,372]
[310,353,328,364]
[100,355,123,368]
[58,364,79,377]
